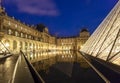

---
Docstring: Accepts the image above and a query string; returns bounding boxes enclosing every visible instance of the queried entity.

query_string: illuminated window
[15,31,18,36]
[8,29,12,35]
[8,21,11,25]
[20,42,23,50]
[13,40,17,50]
[21,33,23,37]
[15,24,17,28]
[21,27,23,30]
[29,35,31,39]
[25,34,28,38]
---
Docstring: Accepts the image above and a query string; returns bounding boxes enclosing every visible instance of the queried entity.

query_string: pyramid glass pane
[81,1,120,66]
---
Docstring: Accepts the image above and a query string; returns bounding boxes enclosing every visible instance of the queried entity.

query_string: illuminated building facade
[81,1,120,66]
[57,37,77,51]
[77,29,90,50]
[0,7,56,57]
[57,29,90,51]
[0,6,89,62]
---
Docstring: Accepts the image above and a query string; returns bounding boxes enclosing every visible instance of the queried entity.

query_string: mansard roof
[80,28,88,32]
[36,24,46,32]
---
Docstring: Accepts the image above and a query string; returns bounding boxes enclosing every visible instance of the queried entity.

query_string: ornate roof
[80,28,88,32]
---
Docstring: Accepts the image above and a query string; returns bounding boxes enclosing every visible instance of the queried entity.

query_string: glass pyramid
[81,1,120,66]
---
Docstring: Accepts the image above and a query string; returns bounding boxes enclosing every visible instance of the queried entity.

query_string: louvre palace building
[0,6,90,62]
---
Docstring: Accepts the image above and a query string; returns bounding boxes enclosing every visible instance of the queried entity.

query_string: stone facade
[57,29,90,51]
[0,7,56,60]
[0,7,90,62]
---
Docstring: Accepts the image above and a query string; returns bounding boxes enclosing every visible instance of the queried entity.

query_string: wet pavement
[0,55,18,83]
[13,54,35,83]
[1,51,119,83]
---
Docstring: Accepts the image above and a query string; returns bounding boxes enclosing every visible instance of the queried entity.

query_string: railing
[79,51,110,83]
[10,50,45,83]
[80,51,120,83]
[20,51,45,83]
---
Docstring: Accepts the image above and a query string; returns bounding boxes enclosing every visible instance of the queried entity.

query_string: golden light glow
[5,42,10,47]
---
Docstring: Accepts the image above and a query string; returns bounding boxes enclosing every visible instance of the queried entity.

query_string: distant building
[57,37,76,51]
[57,28,90,51]
[77,29,90,49]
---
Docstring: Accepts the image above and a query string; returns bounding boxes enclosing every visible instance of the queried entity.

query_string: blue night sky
[3,0,118,37]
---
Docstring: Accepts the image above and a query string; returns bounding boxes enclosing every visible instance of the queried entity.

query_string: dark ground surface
[38,62,105,83]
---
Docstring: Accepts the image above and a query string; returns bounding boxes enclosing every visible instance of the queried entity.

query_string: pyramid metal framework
[0,41,10,54]
[81,1,120,66]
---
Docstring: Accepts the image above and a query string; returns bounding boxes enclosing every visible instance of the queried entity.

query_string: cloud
[4,0,59,16]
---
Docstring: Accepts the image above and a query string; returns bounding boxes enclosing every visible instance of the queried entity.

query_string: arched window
[4,39,10,49]
[8,29,12,35]
[15,31,18,37]
[29,43,32,50]
[13,40,17,50]
[25,34,28,38]
[25,42,28,50]
[29,35,31,39]
[33,43,35,50]
[20,42,23,50]
[21,33,23,37]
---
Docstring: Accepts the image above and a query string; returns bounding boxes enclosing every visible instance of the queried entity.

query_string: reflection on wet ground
[33,51,105,83]
[0,55,18,83]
